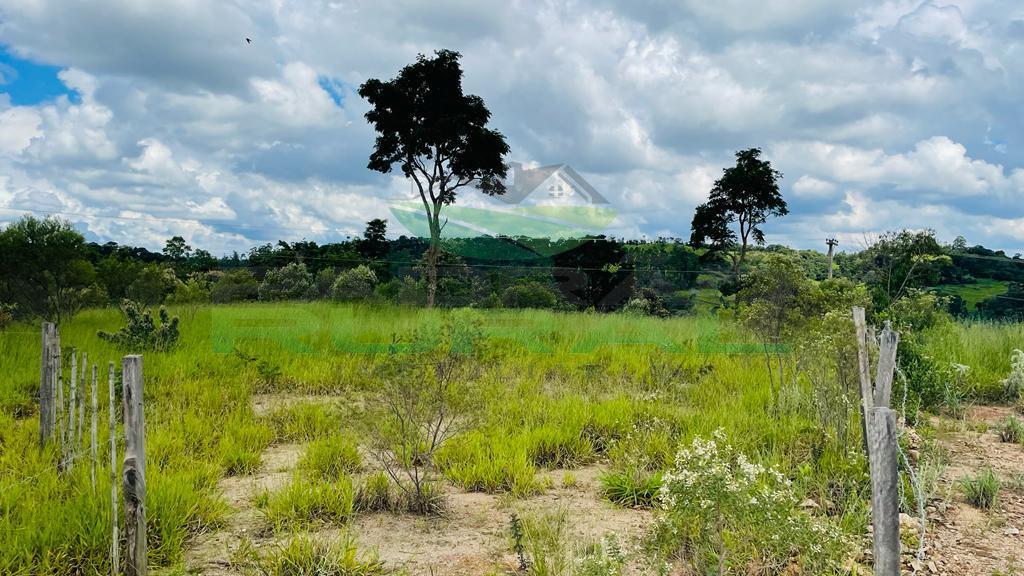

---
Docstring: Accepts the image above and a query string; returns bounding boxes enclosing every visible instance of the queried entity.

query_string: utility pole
[826,238,839,279]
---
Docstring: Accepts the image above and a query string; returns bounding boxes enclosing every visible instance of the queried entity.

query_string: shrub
[996,416,1024,444]
[0,303,14,330]
[960,468,1000,509]
[299,436,362,480]
[663,290,695,314]
[331,265,378,301]
[257,475,355,530]
[98,299,180,351]
[1003,349,1024,401]
[355,472,395,512]
[314,267,338,298]
[259,263,313,301]
[210,269,259,303]
[652,430,849,574]
[165,278,210,305]
[126,264,177,305]
[502,281,558,309]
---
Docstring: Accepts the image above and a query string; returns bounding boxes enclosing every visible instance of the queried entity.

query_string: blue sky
[1,0,1023,256]
[0,47,74,105]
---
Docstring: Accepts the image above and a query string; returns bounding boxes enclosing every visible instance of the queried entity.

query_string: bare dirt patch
[925,406,1024,575]
[181,433,652,576]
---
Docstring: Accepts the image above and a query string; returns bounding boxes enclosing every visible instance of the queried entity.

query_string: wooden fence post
[852,307,903,576]
[122,355,146,576]
[79,353,87,453]
[68,351,78,467]
[55,335,64,457]
[868,407,900,576]
[39,322,56,447]
[108,361,120,576]
[91,364,98,491]
[874,322,900,409]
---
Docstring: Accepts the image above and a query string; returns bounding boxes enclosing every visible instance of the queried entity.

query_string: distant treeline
[1,215,1022,323]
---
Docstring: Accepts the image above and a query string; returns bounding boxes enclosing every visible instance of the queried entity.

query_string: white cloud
[0,0,1021,254]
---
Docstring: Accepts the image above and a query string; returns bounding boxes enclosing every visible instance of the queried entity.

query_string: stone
[1004,526,1020,536]
[800,498,820,509]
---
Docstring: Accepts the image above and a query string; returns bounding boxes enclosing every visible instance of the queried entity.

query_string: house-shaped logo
[498,162,609,206]
[386,160,616,256]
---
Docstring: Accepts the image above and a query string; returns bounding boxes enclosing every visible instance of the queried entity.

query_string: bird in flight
[245,38,252,44]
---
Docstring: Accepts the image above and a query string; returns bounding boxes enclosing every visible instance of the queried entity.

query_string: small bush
[210,269,259,303]
[299,436,362,480]
[165,278,210,304]
[561,472,577,489]
[315,267,338,298]
[502,281,558,309]
[960,468,1000,509]
[1003,349,1024,401]
[234,535,384,576]
[259,263,314,301]
[652,430,849,574]
[98,299,180,351]
[355,472,395,512]
[332,265,378,301]
[258,475,355,530]
[0,303,15,330]
[995,416,1024,444]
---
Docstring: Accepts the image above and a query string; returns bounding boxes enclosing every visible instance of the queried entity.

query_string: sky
[1,0,1023,256]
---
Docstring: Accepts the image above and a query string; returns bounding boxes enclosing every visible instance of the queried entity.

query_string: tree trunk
[426,214,441,308]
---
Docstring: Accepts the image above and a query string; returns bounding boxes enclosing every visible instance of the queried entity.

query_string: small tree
[258,263,313,301]
[331,265,378,301]
[0,215,96,323]
[369,314,481,514]
[359,49,510,307]
[98,299,180,351]
[737,255,819,410]
[690,148,787,277]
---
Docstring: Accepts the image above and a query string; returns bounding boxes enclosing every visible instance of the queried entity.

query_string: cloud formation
[0,0,1022,255]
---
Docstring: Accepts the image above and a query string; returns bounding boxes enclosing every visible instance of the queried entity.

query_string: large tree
[689,148,787,276]
[359,49,510,307]
[0,215,96,323]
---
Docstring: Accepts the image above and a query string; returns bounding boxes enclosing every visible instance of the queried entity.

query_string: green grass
[234,535,384,576]
[299,436,362,480]
[1,302,1021,573]
[960,468,1000,510]
[257,474,356,531]
[935,279,1010,311]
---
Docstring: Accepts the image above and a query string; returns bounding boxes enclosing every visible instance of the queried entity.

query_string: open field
[1,303,1023,575]
[935,280,1011,312]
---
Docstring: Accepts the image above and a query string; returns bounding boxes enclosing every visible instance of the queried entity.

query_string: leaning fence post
[868,407,900,575]
[122,355,146,576]
[108,361,120,576]
[39,322,55,447]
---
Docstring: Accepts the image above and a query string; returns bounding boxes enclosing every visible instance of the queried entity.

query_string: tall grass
[1,302,1018,572]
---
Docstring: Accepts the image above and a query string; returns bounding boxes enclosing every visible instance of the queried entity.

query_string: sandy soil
[922,406,1024,575]
[180,395,652,576]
